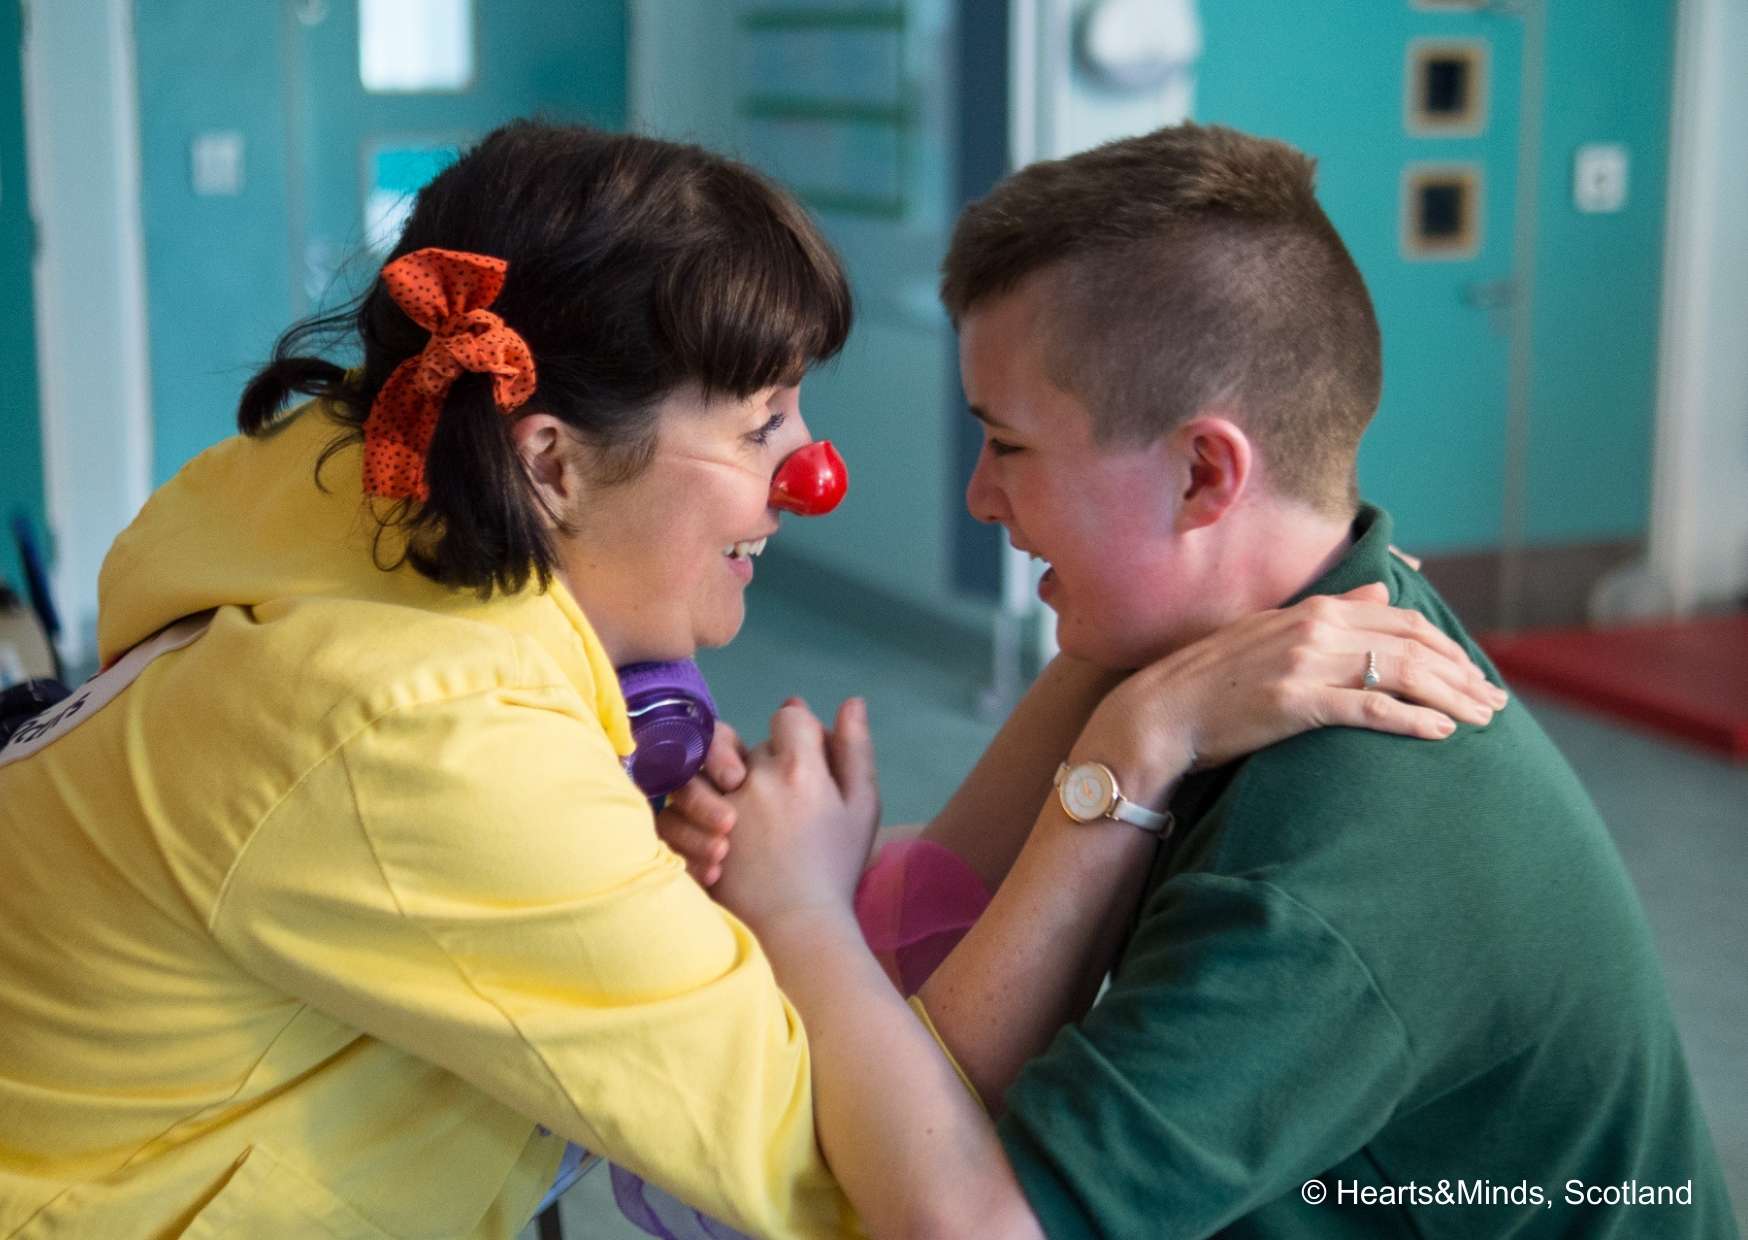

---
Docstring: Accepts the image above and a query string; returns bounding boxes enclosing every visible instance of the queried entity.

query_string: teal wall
[1524,0,1674,543]
[136,1,627,486]
[135,3,294,490]
[1196,1,1674,553]
[0,0,44,595]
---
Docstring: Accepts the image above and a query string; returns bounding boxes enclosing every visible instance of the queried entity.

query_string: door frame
[22,0,152,665]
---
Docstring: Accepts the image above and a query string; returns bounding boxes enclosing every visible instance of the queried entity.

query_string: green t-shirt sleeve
[997,873,1414,1239]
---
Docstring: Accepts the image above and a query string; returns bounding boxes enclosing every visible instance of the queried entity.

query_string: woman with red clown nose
[0,121,1499,1240]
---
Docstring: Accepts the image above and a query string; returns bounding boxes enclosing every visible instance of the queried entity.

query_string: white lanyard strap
[0,611,214,771]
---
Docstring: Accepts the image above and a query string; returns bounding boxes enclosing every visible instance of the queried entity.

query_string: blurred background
[0,0,1740,1232]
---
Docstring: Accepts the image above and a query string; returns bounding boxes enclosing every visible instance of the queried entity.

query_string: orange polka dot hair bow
[362,247,538,500]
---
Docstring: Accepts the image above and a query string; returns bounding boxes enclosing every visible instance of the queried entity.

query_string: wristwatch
[1054,761,1174,836]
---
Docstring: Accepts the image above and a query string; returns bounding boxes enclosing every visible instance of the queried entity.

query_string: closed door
[1199,2,1527,555]
[1376,14,1525,556]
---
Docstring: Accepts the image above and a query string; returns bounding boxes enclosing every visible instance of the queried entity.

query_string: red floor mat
[1483,614,1748,760]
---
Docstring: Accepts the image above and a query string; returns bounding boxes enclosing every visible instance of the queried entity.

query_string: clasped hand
[660,697,881,934]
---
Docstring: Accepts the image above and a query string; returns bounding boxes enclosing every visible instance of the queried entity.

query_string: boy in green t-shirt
[916,122,1737,1237]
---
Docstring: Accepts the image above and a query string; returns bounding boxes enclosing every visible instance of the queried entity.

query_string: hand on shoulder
[1073,583,1508,809]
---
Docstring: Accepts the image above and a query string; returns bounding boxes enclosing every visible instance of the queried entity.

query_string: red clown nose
[768,440,849,516]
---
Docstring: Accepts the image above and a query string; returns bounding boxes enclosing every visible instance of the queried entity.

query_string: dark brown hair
[239,120,852,597]
[940,122,1379,513]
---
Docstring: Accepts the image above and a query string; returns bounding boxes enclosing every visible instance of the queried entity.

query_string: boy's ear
[1170,416,1253,532]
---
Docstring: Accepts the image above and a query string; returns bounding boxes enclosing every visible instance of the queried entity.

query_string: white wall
[24,0,152,664]
[1652,0,1748,612]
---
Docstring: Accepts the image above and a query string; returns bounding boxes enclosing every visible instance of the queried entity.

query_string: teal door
[135,0,625,485]
[1198,3,1527,556]
[1196,1,1678,628]
[289,0,624,311]
[686,3,972,626]
[0,0,44,594]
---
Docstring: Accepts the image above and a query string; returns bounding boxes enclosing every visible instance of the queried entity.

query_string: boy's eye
[748,412,787,446]
[987,438,1020,457]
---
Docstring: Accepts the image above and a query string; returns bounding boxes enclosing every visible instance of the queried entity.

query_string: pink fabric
[854,838,992,996]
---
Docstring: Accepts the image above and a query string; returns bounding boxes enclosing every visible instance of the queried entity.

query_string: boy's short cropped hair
[940,123,1381,514]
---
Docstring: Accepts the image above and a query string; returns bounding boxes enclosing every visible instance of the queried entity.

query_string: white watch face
[1061,762,1117,821]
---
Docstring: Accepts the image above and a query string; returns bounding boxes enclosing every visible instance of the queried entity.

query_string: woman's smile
[723,533,770,583]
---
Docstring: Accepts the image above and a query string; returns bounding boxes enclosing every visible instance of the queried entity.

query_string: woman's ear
[509,413,587,523]
[1169,415,1253,532]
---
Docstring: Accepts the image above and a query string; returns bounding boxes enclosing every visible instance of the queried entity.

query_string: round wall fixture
[1075,0,1202,93]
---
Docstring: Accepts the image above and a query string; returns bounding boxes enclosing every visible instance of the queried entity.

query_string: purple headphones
[617,660,718,802]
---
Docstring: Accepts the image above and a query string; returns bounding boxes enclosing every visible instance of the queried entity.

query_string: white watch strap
[1111,795,1173,836]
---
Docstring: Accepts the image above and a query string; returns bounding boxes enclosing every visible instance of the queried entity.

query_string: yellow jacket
[0,404,855,1238]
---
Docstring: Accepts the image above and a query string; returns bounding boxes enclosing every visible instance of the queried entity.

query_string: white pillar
[23,0,153,665]
[1650,0,1748,614]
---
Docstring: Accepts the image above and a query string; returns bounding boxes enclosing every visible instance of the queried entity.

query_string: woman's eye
[987,438,1020,457]
[749,412,787,446]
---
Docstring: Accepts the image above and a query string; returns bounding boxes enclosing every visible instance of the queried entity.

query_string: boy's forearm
[917,800,1156,1107]
[919,654,1124,890]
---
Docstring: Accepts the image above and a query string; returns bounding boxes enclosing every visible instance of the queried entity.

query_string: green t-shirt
[998,505,1736,1238]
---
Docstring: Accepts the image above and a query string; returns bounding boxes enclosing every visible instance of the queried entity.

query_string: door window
[363,143,461,252]
[360,0,474,93]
